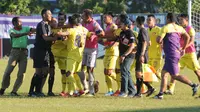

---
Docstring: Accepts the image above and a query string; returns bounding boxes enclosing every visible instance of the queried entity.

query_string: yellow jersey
[63,26,89,62]
[51,28,68,58]
[147,26,162,59]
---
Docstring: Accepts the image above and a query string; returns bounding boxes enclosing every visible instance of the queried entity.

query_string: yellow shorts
[103,56,118,69]
[116,57,120,70]
[148,58,162,72]
[66,58,82,73]
[179,52,200,71]
[54,57,66,70]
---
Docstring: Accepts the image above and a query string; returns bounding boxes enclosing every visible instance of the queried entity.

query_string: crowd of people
[0,8,199,99]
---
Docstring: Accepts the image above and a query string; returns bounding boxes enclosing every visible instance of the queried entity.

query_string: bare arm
[181,32,190,50]
[123,43,136,56]
[42,34,58,41]
[156,36,163,44]
[140,41,147,56]
[185,35,194,48]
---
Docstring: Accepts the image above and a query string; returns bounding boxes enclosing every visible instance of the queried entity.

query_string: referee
[28,9,58,97]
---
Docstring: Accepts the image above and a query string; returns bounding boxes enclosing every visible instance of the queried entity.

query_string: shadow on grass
[111,106,200,112]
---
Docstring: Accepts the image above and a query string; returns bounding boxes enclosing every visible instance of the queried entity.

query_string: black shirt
[118,29,136,58]
[34,21,52,50]
[136,28,149,57]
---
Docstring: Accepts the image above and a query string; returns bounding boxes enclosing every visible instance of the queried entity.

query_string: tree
[157,0,188,13]
[0,0,31,15]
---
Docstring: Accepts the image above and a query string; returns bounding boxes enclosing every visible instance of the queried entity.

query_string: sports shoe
[60,92,66,96]
[118,93,127,97]
[164,90,174,95]
[192,84,199,96]
[154,93,163,99]
[146,88,156,97]
[48,92,55,96]
[79,90,85,96]
[133,94,142,98]
[105,91,114,96]
[36,92,45,97]
[10,92,20,96]
[86,93,95,97]
[0,89,5,96]
[113,90,120,96]
[128,94,135,98]
[28,92,37,97]
[84,89,89,94]
[94,81,99,93]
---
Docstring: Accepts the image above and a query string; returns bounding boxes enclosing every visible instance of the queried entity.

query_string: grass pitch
[0,59,200,112]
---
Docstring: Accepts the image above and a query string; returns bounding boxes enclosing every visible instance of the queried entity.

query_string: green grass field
[0,59,200,112]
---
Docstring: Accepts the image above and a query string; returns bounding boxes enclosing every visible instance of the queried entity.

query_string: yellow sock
[116,73,121,91]
[169,82,176,93]
[105,75,113,92]
[66,75,75,95]
[74,73,84,91]
[61,74,67,92]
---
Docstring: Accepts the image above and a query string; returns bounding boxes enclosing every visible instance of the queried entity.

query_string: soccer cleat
[86,93,95,97]
[146,88,156,97]
[154,93,163,99]
[164,90,174,95]
[192,84,199,96]
[79,90,85,96]
[118,93,127,97]
[94,81,99,93]
[105,91,114,96]
[60,92,66,96]
[48,92,55,96]
[113,90,120,96]
[84,89,89,94]
[10,92,20,96]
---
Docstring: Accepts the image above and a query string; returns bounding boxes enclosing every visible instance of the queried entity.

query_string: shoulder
[22,26,30,30]
[155,26,161,30]
[111,23,118,30]
[141,28,148,33]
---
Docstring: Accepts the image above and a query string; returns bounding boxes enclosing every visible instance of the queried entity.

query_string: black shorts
[33,48,49,68]
[135,52,148,72]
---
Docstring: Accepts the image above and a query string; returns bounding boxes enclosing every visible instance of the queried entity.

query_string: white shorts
[82,48,97,67]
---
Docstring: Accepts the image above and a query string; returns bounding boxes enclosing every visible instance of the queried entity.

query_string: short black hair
[58,12,67,20]
[119,14,129,23]
[83,9,93,17]
[41,9,48,17]
[104,11,115,18]
[167,13,177,22]
[68,14,82,25]
[147,14,156,18]
[136,16,145,25]
[12,17,20,25]
[73,13,82,24]
[179,14,189,20]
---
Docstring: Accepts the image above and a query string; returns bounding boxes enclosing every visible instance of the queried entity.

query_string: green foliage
[0,0,31,15]
[157,0,188,13]
[0,0,190,15]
